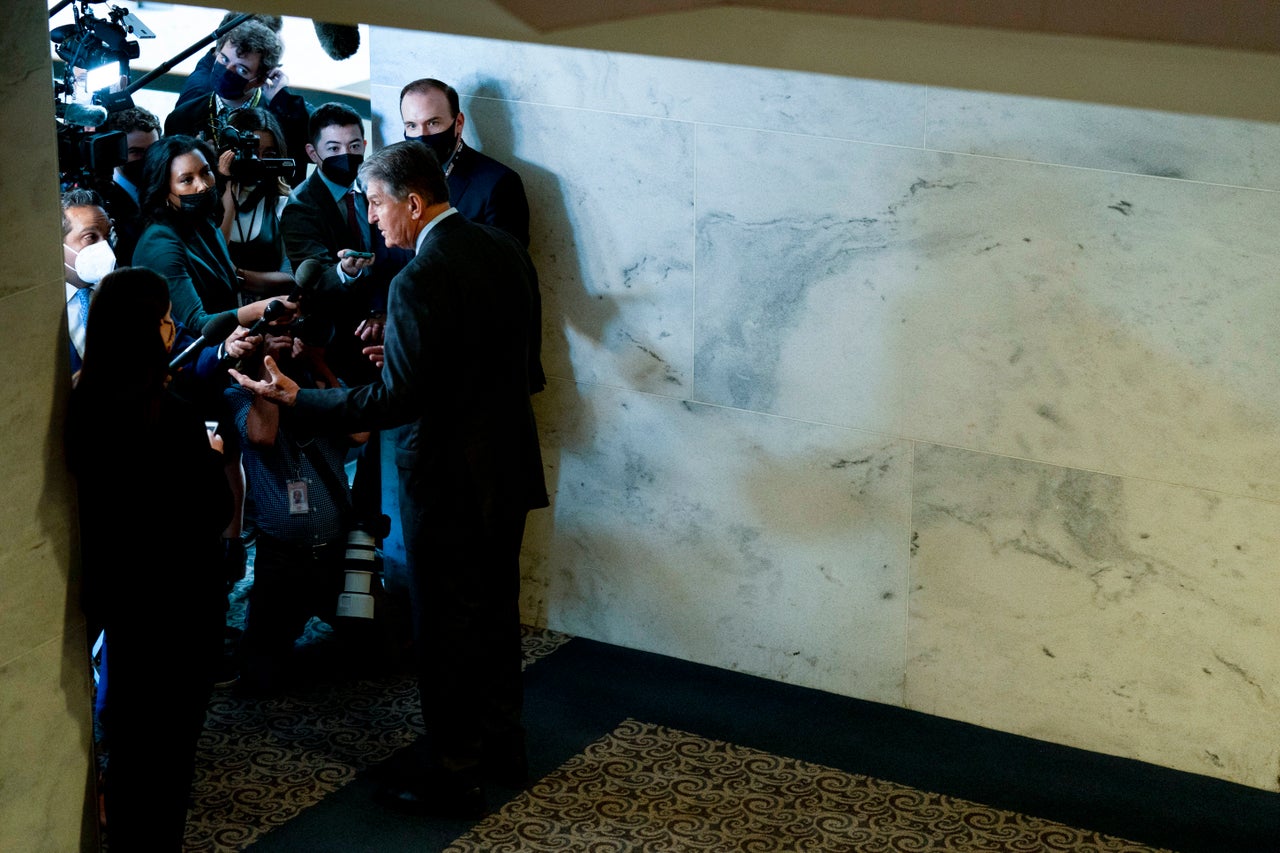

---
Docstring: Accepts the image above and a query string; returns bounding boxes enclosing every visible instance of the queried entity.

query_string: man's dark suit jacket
[294,212,546,773]
[281,171,352,299]
[294,211,547,514]
[163,91,311,187]
[447,143,545,395]
[98,180,143,267]
[448,142,530,248]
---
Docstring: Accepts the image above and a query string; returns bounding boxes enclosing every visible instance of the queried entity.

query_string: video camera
[215,121,297,185]
[50,0,152,190]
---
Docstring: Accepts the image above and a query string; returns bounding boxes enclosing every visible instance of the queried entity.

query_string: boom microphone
[169,311,240,371]
[313,21,360,60]
[59,101,109,128]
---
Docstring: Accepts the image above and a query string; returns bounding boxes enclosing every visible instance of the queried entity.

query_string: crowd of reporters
[63,17,414,850]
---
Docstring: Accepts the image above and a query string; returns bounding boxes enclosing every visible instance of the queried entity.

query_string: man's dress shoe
[375,775,486,819]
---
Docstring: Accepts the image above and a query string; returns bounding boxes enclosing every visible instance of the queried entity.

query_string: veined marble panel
[370,89,698,397]
[522,380,912,704]
[370,27,925,147]
[695,123,1280,498]
[926,89,1280,190]
[907,444,1280,791]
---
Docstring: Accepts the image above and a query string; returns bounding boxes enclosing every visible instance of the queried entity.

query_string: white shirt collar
[414,207,457,254]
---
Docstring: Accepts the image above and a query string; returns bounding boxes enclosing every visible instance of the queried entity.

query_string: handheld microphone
[217,300,288,370]
[313,22,360,60]
[244,299,288,338]
[288,257,325,304]
[169,312,240,371]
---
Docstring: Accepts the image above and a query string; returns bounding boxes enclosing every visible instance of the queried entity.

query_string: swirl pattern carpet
[444,718,1171,853]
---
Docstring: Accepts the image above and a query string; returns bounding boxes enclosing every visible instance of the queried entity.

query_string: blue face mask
[212,60,250,100]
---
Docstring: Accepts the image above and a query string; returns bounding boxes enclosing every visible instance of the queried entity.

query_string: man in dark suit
[164,19,310,187]
[98,106,160,266]
[397,79,546,534]
[62,189,113,376]
[400,78,531,248]
[280,103,405,533]
[280,102,398,385]
[231,141,548,815]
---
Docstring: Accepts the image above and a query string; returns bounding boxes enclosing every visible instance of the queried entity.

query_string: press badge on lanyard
[287,479,310,514]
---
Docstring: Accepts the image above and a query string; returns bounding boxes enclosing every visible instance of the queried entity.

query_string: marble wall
[0,2,98,851]
[368,28,1280,791]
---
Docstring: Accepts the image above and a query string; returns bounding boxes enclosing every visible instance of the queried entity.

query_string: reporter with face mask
[61,189,116,376]
[134,135,292,334]
[163,18,310,187]
[67,266,233,851]
[133,134,289,583]
[215,106,295,298]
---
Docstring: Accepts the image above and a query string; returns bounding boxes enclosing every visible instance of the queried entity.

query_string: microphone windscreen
[202,311,241,341]
[313,22,360,60]
[292,258,326,298]
[62,101,109,128]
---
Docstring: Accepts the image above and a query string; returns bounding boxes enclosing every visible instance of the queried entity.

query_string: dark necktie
[344,190,365,251]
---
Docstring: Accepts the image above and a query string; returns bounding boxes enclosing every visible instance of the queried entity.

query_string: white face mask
[67,240,117,285]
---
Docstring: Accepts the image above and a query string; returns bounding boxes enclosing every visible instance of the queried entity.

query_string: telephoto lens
[336,526,379,620]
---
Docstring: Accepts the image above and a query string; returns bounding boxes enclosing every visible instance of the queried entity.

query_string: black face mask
[320,153,363,188]
[212,61,250,101]
[120,158,145,188]
[177,188,218,220]
[404,125,457,166]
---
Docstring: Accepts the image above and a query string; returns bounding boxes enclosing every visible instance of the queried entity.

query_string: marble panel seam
[550,369,1280,506]
[914,143,1280,192]
[903,436,1280,509]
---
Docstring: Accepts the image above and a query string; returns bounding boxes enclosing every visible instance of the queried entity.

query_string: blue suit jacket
[448,143,530,248]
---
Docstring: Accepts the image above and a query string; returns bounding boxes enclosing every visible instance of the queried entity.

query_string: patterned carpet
[171,615,1186,852]
[86,552,1263,851]
[445,719,1172,853]
[88,541,1274,852]
[182,620,571,852]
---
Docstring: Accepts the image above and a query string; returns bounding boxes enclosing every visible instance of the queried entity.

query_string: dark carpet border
[249,636,1280,852]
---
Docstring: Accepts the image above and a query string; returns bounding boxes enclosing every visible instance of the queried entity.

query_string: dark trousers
[401,468,528,777]
[103,604,220,851]
[241,535,346,687]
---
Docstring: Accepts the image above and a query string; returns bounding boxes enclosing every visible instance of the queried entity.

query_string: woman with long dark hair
[133,134,289,572]
[67,267,231,851]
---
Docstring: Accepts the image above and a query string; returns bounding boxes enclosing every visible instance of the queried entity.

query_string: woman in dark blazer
[134,134,289,332]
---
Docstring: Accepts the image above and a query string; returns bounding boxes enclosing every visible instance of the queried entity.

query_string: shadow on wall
[461,81,614,626]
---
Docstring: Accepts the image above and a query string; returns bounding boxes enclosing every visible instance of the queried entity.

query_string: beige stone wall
[0,3,98,851]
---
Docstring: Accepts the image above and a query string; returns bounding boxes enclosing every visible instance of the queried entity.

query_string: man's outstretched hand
[229,355,300,406]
